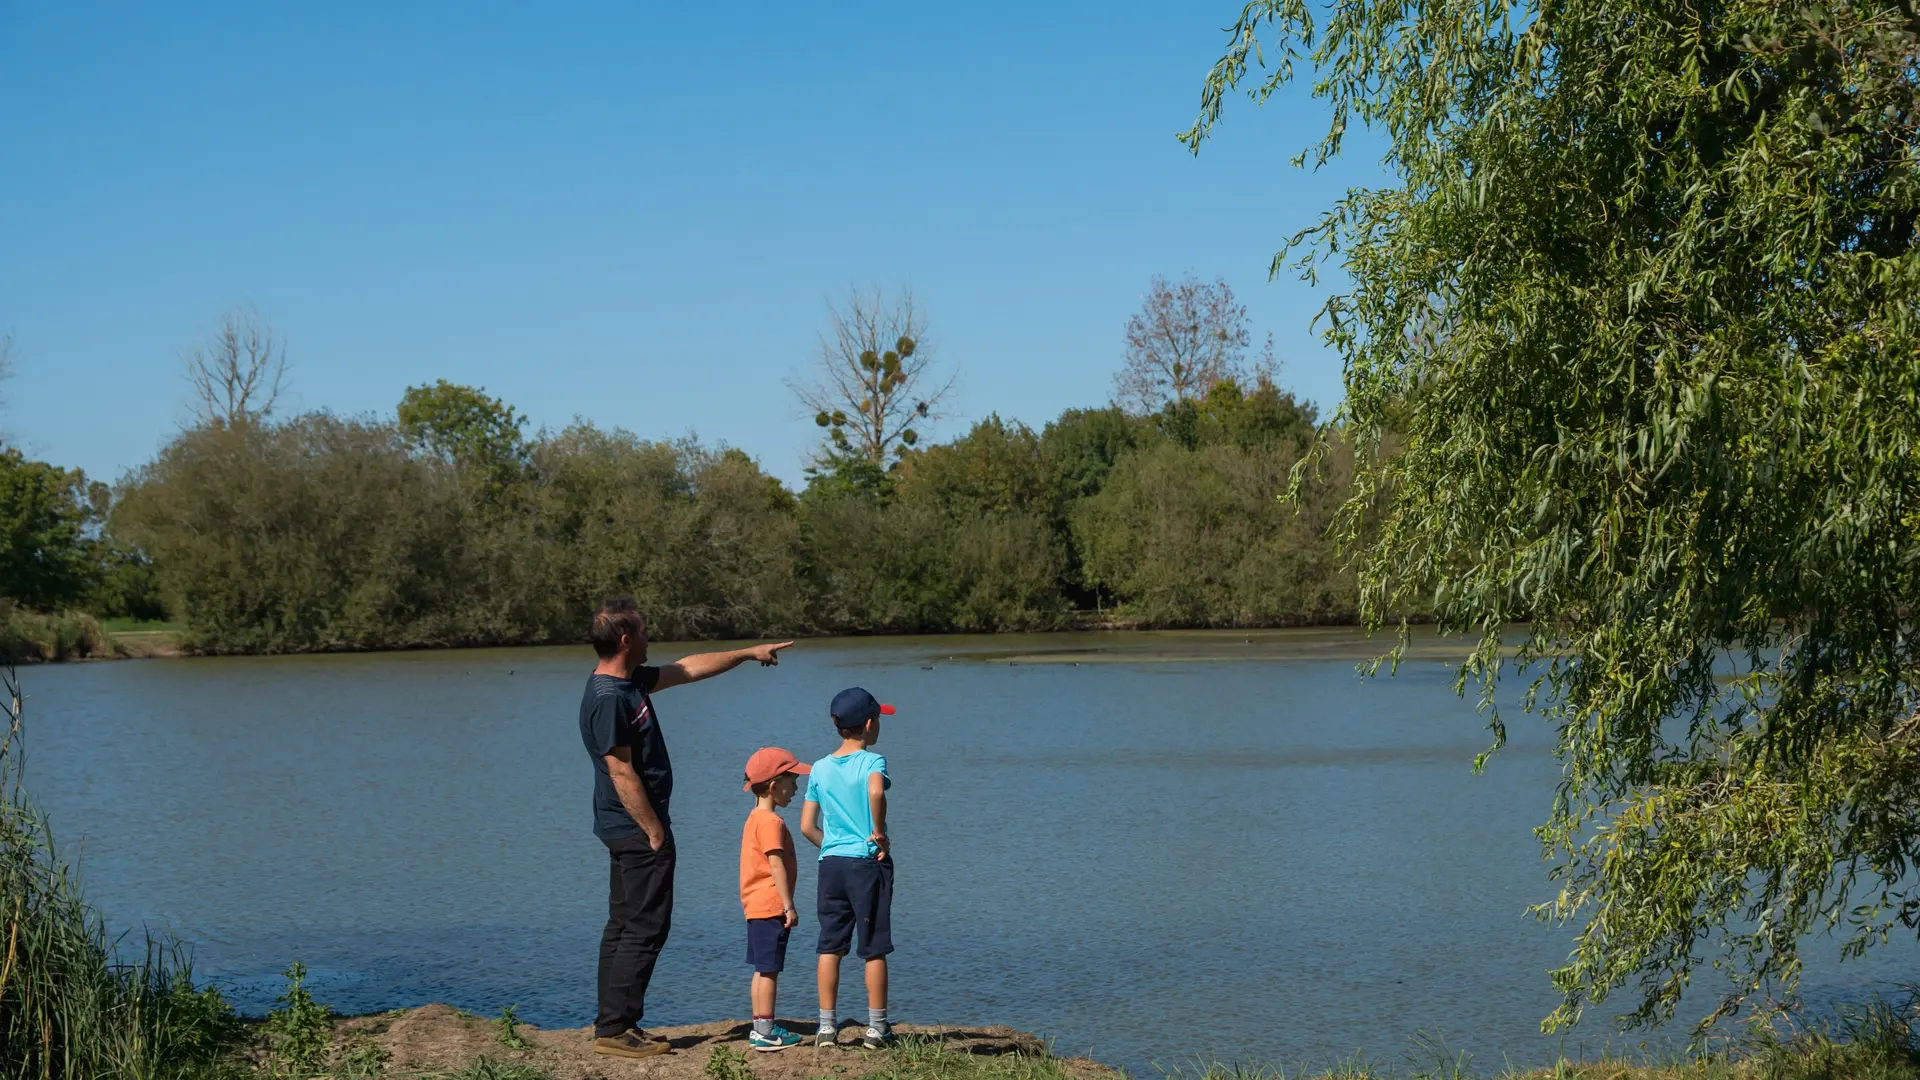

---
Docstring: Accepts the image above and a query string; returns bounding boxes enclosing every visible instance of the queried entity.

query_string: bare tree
[184,305,288,425]
[1114,274,1250,413]
[790,288,953,466]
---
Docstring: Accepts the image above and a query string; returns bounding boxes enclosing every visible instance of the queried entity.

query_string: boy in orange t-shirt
[739,747,810,1051]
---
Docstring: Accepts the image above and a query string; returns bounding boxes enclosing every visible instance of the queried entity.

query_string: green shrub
[1073,438,1356,627]
[261,961,333,1069]
[0,447,100,611]
[0,604,115,663]
[495,1003,533,1051]
[104,391,1361,647]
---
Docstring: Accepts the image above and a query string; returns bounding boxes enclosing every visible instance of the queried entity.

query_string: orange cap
[742,746,811,792]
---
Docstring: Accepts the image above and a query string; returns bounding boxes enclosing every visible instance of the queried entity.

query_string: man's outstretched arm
[652,641,793,691]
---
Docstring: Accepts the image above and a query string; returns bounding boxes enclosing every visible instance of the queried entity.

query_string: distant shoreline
[57,615,1466,666]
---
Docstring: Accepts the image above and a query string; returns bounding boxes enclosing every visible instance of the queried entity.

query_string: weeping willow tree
[1183,0,1920,1034]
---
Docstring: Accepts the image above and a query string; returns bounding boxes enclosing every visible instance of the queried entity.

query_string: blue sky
[0,2,1383,488]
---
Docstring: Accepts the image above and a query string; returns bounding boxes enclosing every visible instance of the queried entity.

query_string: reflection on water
[24,629,1914,1073]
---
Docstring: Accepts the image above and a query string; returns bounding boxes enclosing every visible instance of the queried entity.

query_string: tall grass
[0,663,241,1080]
[1152,1014,1920,1080]
[0,605,114,664]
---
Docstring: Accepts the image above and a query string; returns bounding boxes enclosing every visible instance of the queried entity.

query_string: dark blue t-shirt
[579,667,672,841]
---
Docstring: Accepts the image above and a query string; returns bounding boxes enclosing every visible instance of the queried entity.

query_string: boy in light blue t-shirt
[799,686,895,1049]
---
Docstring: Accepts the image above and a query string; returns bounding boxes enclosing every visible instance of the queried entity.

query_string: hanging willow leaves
[1184,0,1920,1034]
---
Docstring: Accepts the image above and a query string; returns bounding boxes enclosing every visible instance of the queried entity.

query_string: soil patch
[334,1004,1116,1080]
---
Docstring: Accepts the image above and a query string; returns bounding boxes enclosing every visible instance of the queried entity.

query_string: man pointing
[579,596,793,1059]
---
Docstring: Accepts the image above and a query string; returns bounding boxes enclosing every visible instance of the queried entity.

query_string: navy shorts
[746,917,790,974]
[817,855,894,959]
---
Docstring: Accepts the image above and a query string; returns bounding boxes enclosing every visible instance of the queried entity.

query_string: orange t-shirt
[739,807,797,920]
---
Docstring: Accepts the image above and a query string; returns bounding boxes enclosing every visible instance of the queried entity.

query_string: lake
[23,630,1916,1073]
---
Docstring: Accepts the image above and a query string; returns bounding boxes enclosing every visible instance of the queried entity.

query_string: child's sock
[819,1009,836,1031]
[868,1008,888,1033]
[753,1017,774,1038]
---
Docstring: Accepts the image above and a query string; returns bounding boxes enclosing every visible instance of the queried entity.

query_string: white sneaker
[816,1023,837,1047]
[863,1025,893,1049]
[748,1025,803,1052]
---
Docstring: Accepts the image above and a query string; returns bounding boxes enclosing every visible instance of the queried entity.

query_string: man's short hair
[590,598,645,659]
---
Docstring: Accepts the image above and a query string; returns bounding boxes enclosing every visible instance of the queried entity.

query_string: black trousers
[596,833,675,1037]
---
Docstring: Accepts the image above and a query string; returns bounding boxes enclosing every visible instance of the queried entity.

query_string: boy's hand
[783,906,798,930]
[869,831,889,861]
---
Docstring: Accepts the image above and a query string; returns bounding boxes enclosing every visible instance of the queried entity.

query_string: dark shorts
[817,855,894,959]
[746,917,790,974]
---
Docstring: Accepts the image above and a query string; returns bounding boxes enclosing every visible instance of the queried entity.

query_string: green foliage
[263,962,334,1069]
[705,1044,759,1080]
[108,374,1356,646]
[897,415,1059,520]
[1185,0,1920,1035]
[398,380,529,470]
[1074,437,1355,626]
[113,416,806,651]
[1153,378,1317,454]
[803,449,898,504]
[336,1034,392,1078]
[804,419,1074,632]
[1040,407,1144,502]
[88,544,169,621]
[531,432,804,640]
[0,447,99,611]
[398,380,532,504]
[494,1004,533,1051]
[0,604,114,663]
[800,499,1071,632]
[861,1035,1077,1080]
[114,415,516,652]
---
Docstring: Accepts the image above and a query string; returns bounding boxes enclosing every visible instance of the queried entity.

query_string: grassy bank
[46,996,1916,1080]
[0,604,115,662]
[0,606,186,662]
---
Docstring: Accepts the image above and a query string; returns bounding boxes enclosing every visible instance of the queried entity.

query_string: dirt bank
[322,1004,1115,1080]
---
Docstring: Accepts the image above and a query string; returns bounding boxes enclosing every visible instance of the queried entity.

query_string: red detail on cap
[878,703,896,715]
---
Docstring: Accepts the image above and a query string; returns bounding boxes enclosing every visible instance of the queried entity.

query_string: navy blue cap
[830,687,895,726]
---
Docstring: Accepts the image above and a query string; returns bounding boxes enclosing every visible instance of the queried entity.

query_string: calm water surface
[26,631,1915,1073]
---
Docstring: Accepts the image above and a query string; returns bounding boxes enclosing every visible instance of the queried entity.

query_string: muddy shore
[300,1005,1115,1080]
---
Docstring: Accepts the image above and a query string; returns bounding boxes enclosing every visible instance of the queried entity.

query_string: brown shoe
[594,1030,672,1058]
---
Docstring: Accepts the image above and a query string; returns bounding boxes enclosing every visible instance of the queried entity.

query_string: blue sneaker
[748,1025,803,1052]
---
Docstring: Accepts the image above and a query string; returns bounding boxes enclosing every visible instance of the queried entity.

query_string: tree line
[0,278,1362,654]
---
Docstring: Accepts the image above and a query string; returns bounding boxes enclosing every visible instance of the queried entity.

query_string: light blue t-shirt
[804,749,891,860]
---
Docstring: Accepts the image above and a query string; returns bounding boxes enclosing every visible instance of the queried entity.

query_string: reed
[0,663,242,1080]
[0,605,115,664]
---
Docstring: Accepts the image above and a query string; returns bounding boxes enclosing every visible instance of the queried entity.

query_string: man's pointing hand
[750,641,795,666]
